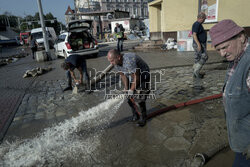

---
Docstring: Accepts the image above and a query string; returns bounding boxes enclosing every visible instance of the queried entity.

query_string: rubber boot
[131,110,139,122]
[137,102,147,127]
[128,99,139,122]
[193,63,204,78]
[85,80,90,90]
[137,111,147,127]
[63,77,72,92]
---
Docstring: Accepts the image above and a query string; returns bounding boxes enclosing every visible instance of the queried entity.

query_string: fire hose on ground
[92,65,228,166]
[147,93,222,119]
[144,93,229,167]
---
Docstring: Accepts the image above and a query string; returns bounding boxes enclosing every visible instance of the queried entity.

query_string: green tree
[34,12,40,21]
[0,11,65,34]
[45,13,54,20]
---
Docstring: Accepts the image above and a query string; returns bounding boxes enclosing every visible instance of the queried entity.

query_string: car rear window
[32,31,52,39]
[32,32,43,39]
[69,22,91,29]
[58,34,66,41]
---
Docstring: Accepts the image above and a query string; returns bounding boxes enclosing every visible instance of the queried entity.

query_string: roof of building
[75,10,129,16]
[65,5,75,15]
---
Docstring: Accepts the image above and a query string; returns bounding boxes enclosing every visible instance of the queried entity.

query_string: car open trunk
[67,20,98,55]
[67,19,93,33]
[68,31,96,51]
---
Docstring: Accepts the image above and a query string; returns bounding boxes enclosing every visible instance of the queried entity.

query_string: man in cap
[210,19,250,166]
[192,12,208,79]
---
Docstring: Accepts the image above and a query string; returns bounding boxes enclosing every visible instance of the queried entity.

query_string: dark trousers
[127,74,150,117]
[117,38,124,52]
[66,60,89,86]
[233,152,250,167]
[31,47,37,59]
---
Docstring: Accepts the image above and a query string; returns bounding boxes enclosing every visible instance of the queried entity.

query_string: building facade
[74,0,151,19]
[65,0,150,38]
[65,6,76,24]
[148,0,250,42]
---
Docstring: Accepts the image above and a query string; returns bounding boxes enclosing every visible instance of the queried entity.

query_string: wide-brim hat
[209,19,244,47]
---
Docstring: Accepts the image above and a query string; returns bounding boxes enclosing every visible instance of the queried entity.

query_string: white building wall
[74,0,150,18]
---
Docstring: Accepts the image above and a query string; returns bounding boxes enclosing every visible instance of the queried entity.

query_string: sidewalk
[0,46,233,166]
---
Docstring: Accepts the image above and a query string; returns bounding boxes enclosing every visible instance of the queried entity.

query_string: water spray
[0,98,124,166]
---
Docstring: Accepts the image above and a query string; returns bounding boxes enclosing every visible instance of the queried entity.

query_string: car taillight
[83,42,90,48]
[65,42,71,49]
[90,42,93,48]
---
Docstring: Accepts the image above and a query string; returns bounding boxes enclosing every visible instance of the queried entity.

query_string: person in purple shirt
[107,49,150,127]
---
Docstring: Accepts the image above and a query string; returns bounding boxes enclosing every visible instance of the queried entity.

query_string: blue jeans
[117,38,124,52]
[233,152,250,167]
[66,60,89,86]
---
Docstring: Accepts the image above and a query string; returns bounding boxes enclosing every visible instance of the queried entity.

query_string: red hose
[147,93,222,119]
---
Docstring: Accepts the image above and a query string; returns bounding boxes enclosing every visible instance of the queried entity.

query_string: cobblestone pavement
[0,47,35,140]
[0,42,234,166]
[81,64,231,167]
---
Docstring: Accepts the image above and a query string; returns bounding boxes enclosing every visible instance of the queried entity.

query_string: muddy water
[0,98,124,166]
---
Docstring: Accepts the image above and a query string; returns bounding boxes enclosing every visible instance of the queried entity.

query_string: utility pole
[60,23,63,33]
[6,16,10,27]
[141,0,144,18]
[37,0,49,53]
[86,0,91,19]
[17,17,20,30]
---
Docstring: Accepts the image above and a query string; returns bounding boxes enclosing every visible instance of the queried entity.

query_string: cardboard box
[177,30,194,51]
[177,41,187,51]
[177,30,215,51]
[177,39,194,51]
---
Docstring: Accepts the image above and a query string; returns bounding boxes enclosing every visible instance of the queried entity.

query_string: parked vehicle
[20,32,30,45]
[31,27,57,49]
[54,20,99,58]
[15,36,21,45]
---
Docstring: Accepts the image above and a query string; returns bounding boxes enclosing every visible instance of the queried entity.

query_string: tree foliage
[0,12,65,34]
[0,15,19,28]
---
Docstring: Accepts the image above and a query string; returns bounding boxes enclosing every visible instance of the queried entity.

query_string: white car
[31,27,57,49]
[54,20,99,58]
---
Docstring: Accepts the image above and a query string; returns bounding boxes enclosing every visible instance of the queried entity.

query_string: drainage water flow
[0,98,124,166]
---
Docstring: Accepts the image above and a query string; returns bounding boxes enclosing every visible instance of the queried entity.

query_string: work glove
[128,89,134,96]
[127,89,135,99]
[243,144,250,159]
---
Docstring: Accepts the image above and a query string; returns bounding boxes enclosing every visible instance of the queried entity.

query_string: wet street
[0,41,234,166]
